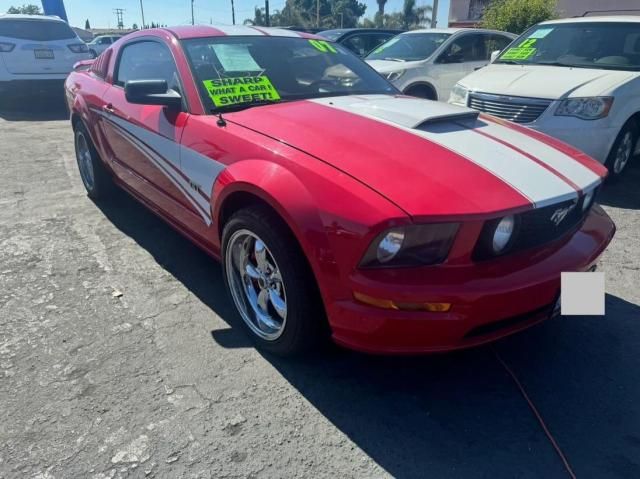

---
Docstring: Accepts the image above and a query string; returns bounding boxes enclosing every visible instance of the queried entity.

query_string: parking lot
[0,97,639,478]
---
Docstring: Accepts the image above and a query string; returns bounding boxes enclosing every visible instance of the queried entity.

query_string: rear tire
[73,122,114,199]
[605,120,638,180]
[222,205,327,356]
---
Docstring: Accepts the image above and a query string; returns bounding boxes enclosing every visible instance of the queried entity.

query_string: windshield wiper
[382,57,406,62]
[495,59,524,65]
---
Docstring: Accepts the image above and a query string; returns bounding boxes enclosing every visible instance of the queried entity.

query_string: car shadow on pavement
[0,95,68,121]
[598,157,640,210]
[94,188,640,479]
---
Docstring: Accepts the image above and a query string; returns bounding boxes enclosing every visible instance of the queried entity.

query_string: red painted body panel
[65,27,616,354]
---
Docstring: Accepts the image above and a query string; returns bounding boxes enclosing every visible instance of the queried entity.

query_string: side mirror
[124,79,182,109]
[490,50,501,62]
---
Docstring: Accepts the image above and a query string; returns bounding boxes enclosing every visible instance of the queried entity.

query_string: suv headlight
[449,84,469,105]
[360,223,459,268]
[555,97,613,120]
[384,70,405,82]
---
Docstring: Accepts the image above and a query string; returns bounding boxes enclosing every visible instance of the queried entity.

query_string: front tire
[74,122,114,199]
[605,120,638,179]
[222,206,326,356]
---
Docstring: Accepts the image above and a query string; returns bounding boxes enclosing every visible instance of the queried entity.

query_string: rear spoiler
[73,59,94,71]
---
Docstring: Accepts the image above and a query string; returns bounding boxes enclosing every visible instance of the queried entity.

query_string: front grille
[464,301,554,338]
[473,193,596,261]
[468,92,552,123]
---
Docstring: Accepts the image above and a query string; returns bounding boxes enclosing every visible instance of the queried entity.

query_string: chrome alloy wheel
[613,131,634,174]
[225,229,287,340]
[75,131,95,190]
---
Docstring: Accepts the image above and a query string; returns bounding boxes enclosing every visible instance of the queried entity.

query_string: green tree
[132,23,139,30]
[85,19,91,29]
[481,0,557,34]
[7,4,42,14]
[245,0,366,29]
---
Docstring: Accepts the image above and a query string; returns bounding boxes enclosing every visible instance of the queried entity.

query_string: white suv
[366,28,516,101]
[0,14,91,97]
[449,16,640,178]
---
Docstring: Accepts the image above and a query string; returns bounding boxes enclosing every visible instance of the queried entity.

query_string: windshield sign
[366,33,451,62]
[497,22,640,71]
[184,36,397,112]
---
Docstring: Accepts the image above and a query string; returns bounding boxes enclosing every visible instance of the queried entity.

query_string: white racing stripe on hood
[472,118,601,192]
[216,25,267,36]
[311,96,578,207]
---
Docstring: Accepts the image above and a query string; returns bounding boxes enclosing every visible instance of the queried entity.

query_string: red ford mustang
[65,26,615,355]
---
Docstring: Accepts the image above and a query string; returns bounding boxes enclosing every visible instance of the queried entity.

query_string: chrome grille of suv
[468,92,552,124]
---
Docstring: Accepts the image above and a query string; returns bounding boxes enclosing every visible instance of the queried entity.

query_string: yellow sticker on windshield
[309,39,338,53]
[502,38,537,60]
[203,76,281,107]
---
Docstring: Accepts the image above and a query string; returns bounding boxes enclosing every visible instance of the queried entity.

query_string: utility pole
[191,0,195,25]
[265,0,270,26]
[231,0,236,25]
[113,8,125,29]
[316,0,320,27]
[431,0,438,28]
[139,0,146,28]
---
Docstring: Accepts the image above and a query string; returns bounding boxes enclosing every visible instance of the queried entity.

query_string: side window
[342,34,370,56]
[485,34,512,56]
[440,34,487,63]
[115,41,179,89]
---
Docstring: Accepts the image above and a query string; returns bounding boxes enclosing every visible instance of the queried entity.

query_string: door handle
[103,103,115,114]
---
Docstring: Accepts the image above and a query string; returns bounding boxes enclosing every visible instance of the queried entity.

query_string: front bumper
[327,205,615,354]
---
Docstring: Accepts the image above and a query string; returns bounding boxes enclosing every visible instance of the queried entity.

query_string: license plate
[34,49,54,59]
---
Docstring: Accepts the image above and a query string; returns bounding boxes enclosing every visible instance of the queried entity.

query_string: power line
[113,8,125,29]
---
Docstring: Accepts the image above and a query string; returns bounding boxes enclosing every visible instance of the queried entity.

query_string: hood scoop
[322,95,479,129]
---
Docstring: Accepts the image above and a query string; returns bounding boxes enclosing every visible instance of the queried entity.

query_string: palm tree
[401,0,432,29]
[376,0,387,27]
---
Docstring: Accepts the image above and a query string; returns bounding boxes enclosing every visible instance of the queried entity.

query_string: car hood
[459,64,636,99]
[228,95,605,218]
[366,59,425,73]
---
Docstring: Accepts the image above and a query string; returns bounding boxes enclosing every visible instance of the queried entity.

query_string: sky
[0,0,451,29]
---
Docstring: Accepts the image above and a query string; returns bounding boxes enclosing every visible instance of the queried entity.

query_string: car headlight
[449,84,469,105]
[0,42,16,52]
[384,70,405,82]
[555,97,613,120]
[492,215,515,253]
[360,223,459,268]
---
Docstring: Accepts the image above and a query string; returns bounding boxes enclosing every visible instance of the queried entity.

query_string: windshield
[496,22,640,71]
[183,36,397,112]
[0,19,76,41]
[366,33,451,61]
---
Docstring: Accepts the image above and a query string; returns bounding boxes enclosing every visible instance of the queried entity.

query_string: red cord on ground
[493,349,578,479]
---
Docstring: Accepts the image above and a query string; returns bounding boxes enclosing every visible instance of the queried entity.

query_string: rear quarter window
[0,19,76,41]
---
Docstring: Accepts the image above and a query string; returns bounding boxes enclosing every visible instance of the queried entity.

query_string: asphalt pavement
[1,98,639,479]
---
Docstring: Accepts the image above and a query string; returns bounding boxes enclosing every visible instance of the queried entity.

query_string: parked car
[366,28,516,100]
[449,16,640,178]
[319,28,403,56]
[0,14,91,97]
[66,25,614,356]
[87,35,123,58]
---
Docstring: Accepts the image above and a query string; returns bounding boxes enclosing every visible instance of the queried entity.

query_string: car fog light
[377,228,404,263]
[493,215,515,253]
